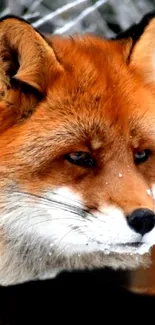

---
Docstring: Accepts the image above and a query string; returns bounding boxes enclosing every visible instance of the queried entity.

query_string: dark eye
[65,152,95,168]
[134,149,151,164]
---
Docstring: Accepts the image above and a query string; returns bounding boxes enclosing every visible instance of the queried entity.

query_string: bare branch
[23,12,40,20]
[0,8,10,18]
[33,0,89,28]
[54,0,107,35]
[29,0,43,12]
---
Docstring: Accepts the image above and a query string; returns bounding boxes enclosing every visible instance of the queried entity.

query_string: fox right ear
[116,12,155,85]
[127,12,155,84]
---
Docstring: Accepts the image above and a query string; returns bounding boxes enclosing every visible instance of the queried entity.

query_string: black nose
[127,208,155,236]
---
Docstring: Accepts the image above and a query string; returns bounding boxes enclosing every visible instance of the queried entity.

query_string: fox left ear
[0,16,61,94]
[128,13,155,83]
[0,16,63,132]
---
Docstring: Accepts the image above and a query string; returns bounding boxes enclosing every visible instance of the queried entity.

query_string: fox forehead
[44,48,154,147]
[49,35,130,94]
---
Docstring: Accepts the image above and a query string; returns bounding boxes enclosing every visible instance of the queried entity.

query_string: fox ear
[0,16,62,132]
[0,16,61,94]
[128,12,155,83]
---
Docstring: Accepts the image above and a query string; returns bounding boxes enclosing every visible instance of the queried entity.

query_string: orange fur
[0,15,155,286]
[0,25,154,213]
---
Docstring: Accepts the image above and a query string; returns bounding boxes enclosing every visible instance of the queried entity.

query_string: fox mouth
[94,240,143,250]
[96,241,149,255]
[95,241,142,249]
[106,241,152,255]
[118,242,142,248]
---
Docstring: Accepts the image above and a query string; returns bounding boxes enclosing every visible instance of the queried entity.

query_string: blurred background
[0,0,155,38]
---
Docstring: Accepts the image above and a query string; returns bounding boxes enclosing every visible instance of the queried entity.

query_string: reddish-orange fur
[0,20,154,213]
[1,16,155,288]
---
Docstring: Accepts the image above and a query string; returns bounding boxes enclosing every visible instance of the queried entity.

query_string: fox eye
[134,149,151,164]
[65,152,95,167]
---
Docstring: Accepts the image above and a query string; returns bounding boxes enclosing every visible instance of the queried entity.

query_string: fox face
[0,13,155,285]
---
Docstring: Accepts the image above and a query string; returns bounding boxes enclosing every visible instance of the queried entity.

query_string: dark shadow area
[0,267,155,324]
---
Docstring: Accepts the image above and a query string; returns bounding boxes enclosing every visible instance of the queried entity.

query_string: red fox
[0,12,155,286]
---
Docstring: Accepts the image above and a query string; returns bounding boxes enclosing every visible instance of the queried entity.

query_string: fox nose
[127,208,155,236]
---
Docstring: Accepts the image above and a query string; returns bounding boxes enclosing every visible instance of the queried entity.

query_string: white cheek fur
[0,186,155,285]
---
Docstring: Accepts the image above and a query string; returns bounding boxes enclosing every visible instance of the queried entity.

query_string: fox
[0,12,155,286]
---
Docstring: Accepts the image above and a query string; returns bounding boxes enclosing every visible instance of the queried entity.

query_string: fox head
[0,13,155,285]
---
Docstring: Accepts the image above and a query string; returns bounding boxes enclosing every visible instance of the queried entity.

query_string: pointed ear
[124,12,155,83]
[0,16,61,94]
[0,16,63,132]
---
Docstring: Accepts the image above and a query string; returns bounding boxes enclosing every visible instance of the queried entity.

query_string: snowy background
[0,0,155,38]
